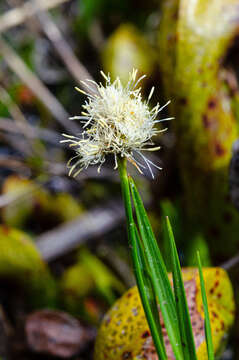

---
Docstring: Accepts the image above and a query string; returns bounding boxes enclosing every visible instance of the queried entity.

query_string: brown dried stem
[36,199,125,261]
[0,0,71,33]
[35,7,95,91]
[0,35,78,132]
[0,117,60,146]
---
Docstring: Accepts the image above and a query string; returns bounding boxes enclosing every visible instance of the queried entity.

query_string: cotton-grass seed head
[61,69,173,178]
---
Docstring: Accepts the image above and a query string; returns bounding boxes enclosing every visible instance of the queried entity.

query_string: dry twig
[34,6,95,91]
[0,117,60,146]
[0,84,28,125]
[36,199,125,261]
[0,0,71,33]
[0,155,29,173]
[0,35,78,132]
[0,84,42,154]
[222,253,239,270]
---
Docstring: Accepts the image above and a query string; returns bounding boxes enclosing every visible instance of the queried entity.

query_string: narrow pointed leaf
[118,159,166,359]
[166,216,197,360]
[129,177,183,360]
[197,252,214,360]
[133,224,167,359]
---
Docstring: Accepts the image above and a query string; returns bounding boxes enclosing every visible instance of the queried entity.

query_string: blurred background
[0,0,239,359]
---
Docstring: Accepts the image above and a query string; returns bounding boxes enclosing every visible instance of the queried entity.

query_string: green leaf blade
[197,251,214,360]
[129,177,183,360]
[133,224,167,360]
[118,158,166,360]
[166,217,197,360]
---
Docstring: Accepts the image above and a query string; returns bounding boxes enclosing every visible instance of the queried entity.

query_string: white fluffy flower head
[61,69,172,178]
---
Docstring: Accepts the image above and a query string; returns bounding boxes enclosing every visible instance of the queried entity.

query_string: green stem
[118,157,134,240]
[118,157,138,268]
[118,157,167,360]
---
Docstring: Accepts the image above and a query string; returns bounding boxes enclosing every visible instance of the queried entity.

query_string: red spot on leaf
[215,143,225,156]
[141,331,150,339]
[208,98,217,109]
[179,97,188,105]
[122,351,132,359]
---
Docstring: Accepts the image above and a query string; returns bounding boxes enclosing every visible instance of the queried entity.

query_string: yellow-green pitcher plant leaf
[1,175,84,229]
[94,267,235,360]
[158,0,239,258]
[102,24,156,87]
[0,226,57,307]
[61,248,125,322]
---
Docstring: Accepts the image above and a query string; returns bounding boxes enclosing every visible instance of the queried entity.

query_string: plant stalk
[117,157,167,360]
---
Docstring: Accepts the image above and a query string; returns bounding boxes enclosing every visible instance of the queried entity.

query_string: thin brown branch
[0,35,78,133]
[36,199,125,261]
[35,6,95,91]
[0,84,41,154]
[0,155,29,173]
[0,130,31,155]
[0,117,60,145]
[0,84,27,125]
[221,253,239,270]
[0,0,71,33]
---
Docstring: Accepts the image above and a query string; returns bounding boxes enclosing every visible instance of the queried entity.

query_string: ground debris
[25,309,95,358]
